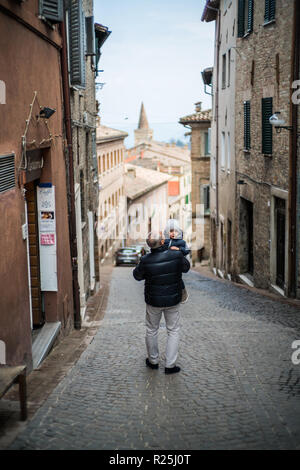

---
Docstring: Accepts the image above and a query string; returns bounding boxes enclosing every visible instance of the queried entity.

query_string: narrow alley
[7,267,300,450]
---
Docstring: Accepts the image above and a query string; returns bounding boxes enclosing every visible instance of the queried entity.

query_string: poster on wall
[37,184,58,292]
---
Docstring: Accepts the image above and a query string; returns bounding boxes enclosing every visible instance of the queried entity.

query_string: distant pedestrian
[133,231,190,374]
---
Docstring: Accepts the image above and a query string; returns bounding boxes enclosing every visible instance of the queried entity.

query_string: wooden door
[25,182,44,327]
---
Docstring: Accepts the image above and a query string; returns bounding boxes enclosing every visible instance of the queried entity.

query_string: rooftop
[96,124,128,143]
[179,109,212,125]
[124,163,171,201]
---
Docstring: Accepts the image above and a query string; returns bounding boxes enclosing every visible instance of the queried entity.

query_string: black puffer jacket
[133,246,190,307]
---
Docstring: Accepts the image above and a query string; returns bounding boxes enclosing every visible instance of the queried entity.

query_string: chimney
[127,168,136,179]
[195,101,202,112]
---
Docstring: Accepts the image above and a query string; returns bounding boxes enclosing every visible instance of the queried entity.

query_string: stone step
[32,322,61,370]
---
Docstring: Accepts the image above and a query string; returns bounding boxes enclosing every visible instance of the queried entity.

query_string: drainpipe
[288,0,300,297]
[60,20,81,329]
[215,9,220,230]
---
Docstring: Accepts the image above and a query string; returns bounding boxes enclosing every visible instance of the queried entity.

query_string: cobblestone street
[8,267,300,450]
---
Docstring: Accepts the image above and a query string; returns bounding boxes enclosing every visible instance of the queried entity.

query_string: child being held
[163,219,190,303]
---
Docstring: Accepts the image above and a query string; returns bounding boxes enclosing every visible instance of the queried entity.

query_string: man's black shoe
[165,366,181,374]
[146,358,159,369]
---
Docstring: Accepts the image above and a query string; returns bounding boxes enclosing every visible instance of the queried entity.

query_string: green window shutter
[238,0,245,37]
[69,0,86,88]
[205,132,209,155]
[185,194,189,204]
[85,16,95,56]
[269,0,276,20]
[244,101,251,150]
[39,0,63,23]
[247,0,254,33]
[204,186,210,212]
[265,0,276,22]
[262,97,273,154]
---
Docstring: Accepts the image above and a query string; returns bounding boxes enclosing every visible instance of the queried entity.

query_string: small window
[221,132,226,168]
[0,154,15,194]
[227,132,231,169]
[244,101,251,150]
[228,49,231,87]
[205,131,211,155]
[222,54,226,89]
[203,185,210,214]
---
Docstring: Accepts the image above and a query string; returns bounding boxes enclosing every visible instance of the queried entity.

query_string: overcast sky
[94,0,215,141]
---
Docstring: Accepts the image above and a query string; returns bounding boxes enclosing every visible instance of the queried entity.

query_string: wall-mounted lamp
[269,112,292,133]
[38,107,56,119]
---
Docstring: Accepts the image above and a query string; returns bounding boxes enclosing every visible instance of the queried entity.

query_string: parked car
[114,247,140,266]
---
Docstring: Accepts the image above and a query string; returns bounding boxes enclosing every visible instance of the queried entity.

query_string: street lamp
[269,112,293,133]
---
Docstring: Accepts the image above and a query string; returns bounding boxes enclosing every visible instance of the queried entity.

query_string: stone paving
[9,267,300,450]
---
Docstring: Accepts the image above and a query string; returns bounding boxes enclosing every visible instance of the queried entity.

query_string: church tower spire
[138,102,149,129]
[134,102,153,145]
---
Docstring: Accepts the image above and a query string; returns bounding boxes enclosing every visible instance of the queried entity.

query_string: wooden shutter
[244,101,251,150]
[69,0,86,87]
[265,0,276,23]
[204,186,210,212]
[269,0,276,20]
[262,97,273,154]
[39,0,63,23]
[85,16,95,56]
[0,154,15,193]
[238,0,245,37]
[247,0,254,33]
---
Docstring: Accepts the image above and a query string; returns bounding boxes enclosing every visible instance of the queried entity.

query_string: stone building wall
[70,0,99,311]
[234,0,294,293]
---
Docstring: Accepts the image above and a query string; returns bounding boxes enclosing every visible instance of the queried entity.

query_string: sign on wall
[37,184,58,291]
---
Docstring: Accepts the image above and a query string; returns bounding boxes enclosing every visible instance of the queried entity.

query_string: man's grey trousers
[145,303,180,368]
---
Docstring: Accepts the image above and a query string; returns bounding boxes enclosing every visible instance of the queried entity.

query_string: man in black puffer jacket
[133,231,190,374]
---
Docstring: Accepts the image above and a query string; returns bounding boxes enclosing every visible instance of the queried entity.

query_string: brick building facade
[179,103,212,264]
[202,0,300,299]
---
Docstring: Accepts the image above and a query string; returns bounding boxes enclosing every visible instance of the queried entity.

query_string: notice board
[37,184,58,291]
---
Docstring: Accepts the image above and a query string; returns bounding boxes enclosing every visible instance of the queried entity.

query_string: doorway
[25,181,44,327]
[275,197,286,289]
[240,198,254,276]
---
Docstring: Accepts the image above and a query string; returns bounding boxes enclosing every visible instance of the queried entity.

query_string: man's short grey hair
[146,231,163,249]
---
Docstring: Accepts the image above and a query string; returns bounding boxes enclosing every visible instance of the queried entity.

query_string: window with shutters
[221,132,226,169]
[244,101,251,150]
[222,54,226,89]
[39,0,63,24]
[264,0,276,24]
[205,131,211,156]
[262,97,273,155]
[202,185,210,214]
[238,0,254,37]
[68,0,86,88]
[0,154,15,194]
